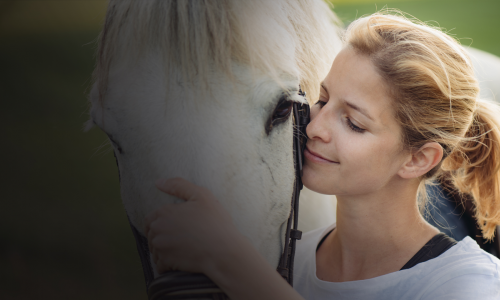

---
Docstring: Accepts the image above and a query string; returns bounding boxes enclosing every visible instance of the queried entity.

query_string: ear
[398,142,443,179]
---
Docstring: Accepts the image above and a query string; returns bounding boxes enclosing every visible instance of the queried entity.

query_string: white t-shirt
[293,224,500,300]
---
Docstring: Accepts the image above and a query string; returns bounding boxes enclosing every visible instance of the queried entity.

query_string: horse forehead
[90,55,301,122]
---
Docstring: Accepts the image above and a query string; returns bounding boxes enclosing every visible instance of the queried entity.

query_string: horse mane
[93,0,342,104]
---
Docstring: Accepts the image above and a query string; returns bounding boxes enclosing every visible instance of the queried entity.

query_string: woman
[145,13,500,299]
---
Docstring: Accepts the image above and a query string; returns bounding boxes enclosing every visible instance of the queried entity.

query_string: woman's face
[302,47,410,196]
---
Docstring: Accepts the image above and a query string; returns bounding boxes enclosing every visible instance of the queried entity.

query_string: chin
[302,165,334,195]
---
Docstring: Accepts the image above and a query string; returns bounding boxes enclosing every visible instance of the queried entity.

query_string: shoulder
[416,237,500,299]
[440,236,500,275]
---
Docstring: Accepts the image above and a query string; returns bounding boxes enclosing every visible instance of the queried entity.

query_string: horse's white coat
[88,0,341,276]
[89,58,303,274]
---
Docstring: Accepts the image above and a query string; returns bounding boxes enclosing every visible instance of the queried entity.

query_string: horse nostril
[107,134,124,154]
[113,150,121,183]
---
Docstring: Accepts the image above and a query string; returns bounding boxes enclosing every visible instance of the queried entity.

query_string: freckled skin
[302,47,409,197]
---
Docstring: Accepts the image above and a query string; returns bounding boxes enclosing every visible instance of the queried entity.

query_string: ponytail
[443,99,500,241]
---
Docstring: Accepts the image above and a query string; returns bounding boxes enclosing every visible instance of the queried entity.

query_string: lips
[304,147,339,164]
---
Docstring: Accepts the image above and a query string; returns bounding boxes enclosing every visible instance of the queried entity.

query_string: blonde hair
[344,12,500,240]
[94,0,342,104]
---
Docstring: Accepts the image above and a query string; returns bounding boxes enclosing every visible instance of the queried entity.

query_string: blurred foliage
[0,1,107,35]
[2,0,498,299]
[332,0,500,56]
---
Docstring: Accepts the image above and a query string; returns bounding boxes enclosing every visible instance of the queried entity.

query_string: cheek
[339,133,399,174]
[302,160,327,189]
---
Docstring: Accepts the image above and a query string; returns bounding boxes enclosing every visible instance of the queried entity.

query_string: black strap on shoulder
[400,233,457,270]
[316,231,457,271]
[316,229,334,252]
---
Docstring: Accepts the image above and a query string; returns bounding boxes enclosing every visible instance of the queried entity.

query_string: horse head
[87,0,341,283]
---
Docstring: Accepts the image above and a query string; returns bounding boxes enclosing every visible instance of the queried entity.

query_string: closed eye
[316,100,365,133]
[316,100,327,108]
[345,116,365,133]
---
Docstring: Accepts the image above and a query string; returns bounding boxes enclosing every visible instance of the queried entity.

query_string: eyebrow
[320,82,374,122]
[345,100,374,121]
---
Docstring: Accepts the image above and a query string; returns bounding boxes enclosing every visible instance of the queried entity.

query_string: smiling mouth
[304,147,339,164]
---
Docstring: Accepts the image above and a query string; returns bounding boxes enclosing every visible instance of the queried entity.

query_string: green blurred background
[2,0,498,299]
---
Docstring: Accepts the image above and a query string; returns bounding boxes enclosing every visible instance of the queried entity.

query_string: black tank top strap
[316,229,334,252]
[316,230,458,271]
[400,232,457,270]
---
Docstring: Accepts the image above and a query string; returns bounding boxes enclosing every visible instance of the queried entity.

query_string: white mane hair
[94,0,342,105]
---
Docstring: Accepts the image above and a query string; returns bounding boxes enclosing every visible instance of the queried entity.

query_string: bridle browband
[146,90,310,299]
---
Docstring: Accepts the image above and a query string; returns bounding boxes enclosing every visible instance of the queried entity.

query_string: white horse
[85,0,500,287]
[86,0,341,282]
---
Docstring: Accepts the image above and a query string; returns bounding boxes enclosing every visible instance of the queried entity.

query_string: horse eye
[265,96,295,135]
[272,99,293,123]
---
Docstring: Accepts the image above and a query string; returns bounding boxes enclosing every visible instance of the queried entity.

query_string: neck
[316,178,439,282]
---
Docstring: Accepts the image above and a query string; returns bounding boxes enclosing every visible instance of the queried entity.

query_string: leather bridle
[276,91,309,286]
[146,90,310,299]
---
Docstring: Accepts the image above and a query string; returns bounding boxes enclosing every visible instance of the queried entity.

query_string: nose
[306,104,332,144]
